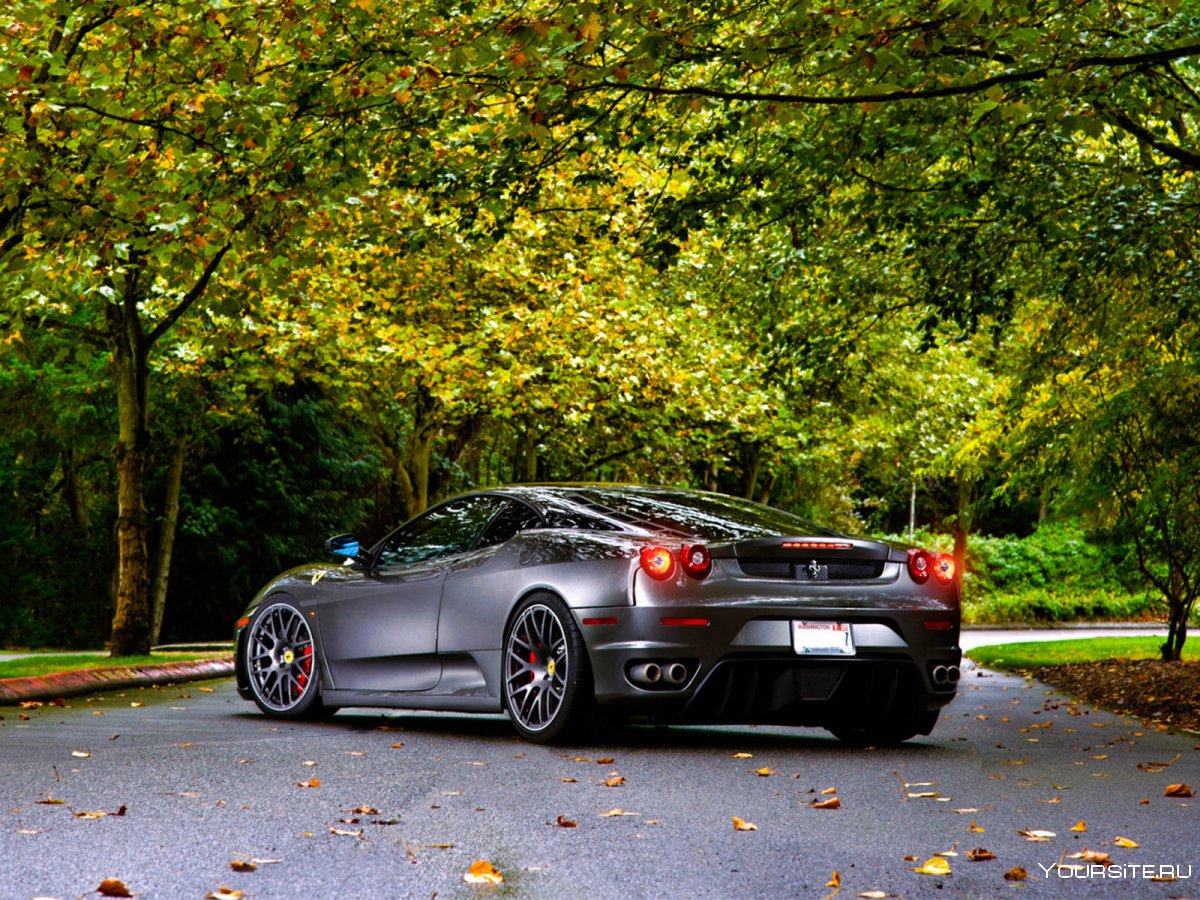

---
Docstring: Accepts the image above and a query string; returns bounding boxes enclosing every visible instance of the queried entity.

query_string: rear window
[542,488,838,541]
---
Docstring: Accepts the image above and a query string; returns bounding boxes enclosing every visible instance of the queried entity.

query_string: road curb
[0,657,234,704]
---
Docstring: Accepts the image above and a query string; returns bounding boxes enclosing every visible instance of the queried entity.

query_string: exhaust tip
[931,665,948,686]
[629,662,662,685]
[663,662,689,685]
[946,665,961,684]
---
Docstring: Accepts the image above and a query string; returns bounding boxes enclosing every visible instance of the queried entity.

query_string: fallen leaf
[555,815,577,828]
[130,702,144,708]
[351,805,380,815]
[72,750,92,759]
[302,760,318,767]
[1004,866,1028,881]
[97,878,133,897]
[561,778,577,784]
[463,860,503,884]
[295,778,320,788]
[823,869,841,900]
[596,757,615,765]
[1113,836,1140,848]
[732,816,758,831]
[199,687,214,693]
[856,892,891,899]
[966,848,995,861]
[1165,783,1194,798]
[732,752,753,759]
[1069,850,1113,865]
[912,857,951,876]
[810,797,841,810]
[205,889,244,900]
[390,742,404,749]
[820,786,838,795]
[329,827,362,837]
[19,701,44,709]
[964,820,985,833]
[230,860,256,872]
[36,798,66,806]
[603,776,625,787]
[1018,829,1056,842]
[1070,820,1087,833]
[753,767,775,777]
[600,809,640,817]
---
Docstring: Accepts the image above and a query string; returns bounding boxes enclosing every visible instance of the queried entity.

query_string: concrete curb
[0,657,234,704]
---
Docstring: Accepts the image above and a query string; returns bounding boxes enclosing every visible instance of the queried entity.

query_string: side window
[476,501,543,549]
[376,497,505,568]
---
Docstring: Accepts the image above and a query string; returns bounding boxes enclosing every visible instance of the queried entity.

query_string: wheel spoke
[505,603,571,733]
[247,603,317,713]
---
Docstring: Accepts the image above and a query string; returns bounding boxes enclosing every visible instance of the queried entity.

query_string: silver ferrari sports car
[234,485,961,744]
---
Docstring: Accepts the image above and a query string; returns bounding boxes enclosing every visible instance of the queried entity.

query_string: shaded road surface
[2,661,1197,899]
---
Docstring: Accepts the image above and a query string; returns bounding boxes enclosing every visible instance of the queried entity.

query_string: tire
[826,709,939,746]
[502,593,593,744]
[244,599,335,719]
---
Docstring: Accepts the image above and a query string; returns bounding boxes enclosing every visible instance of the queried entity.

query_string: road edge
[0,657,234,704]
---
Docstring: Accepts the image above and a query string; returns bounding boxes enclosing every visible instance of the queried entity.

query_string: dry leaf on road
[463,860,503,884]
[912,857,951,876]
[732,816,758,831]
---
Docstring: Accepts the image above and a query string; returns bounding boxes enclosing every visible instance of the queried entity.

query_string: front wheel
[502,594,593,744]
[244,600,335,719]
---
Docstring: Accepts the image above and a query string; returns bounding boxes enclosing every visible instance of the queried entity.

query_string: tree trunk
[522,424,538,482]
[150,435,187,647]
[1161,565,1189,662]
[953,477,974,583]
[107,302,152,657]
[741,441,762,500]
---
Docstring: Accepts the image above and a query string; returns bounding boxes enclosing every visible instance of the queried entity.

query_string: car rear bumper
[576,605,960,726]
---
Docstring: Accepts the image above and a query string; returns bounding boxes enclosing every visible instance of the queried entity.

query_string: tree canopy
[2,0,1197,657]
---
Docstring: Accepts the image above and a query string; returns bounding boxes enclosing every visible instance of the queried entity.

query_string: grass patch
[966,636,1163,671]
[0,652,227,680]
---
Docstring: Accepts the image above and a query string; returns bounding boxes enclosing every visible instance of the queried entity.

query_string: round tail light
[680,543,712,579]
[907,549,932,584]
[933,553,956,585]
[640,545,676,580]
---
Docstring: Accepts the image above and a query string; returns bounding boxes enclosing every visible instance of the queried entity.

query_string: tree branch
[145,243,232,347]
[570,41,1200,107]
[1094,105,1200,171]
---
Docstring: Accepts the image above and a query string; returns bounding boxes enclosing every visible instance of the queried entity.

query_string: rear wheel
[244,600,335,719]
[826,709,939,746]
[502,593,592,743]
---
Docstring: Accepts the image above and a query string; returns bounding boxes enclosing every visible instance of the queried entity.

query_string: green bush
[886,520,1159,625]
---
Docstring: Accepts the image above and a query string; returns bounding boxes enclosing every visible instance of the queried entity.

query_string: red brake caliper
[298,645,312,688]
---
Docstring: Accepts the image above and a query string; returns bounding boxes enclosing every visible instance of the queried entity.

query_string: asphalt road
[3,655,1197,899]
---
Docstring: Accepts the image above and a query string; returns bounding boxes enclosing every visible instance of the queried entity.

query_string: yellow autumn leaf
[732,752,753,759]
[1165,783,1194,797]
[732,816,758,831]
[753,767,774,777]
[1113,836,1140,848]
[912,856,951,875]
[1070,820,1086,832]
[463,860,503,884]
[810,797,841,810]
[965,820,985,833]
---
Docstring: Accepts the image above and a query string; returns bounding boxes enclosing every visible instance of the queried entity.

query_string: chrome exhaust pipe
[663,662,689,685]
[931,665,948,686]
[946,665,961,685]
[629,662,662,685]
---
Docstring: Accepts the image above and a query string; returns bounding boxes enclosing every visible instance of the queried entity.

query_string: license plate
[792,620,855,656]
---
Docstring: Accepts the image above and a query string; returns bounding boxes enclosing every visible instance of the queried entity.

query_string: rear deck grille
[737,558,884,581]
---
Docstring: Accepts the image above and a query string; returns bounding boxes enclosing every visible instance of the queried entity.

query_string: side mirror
[326,533,363,562]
